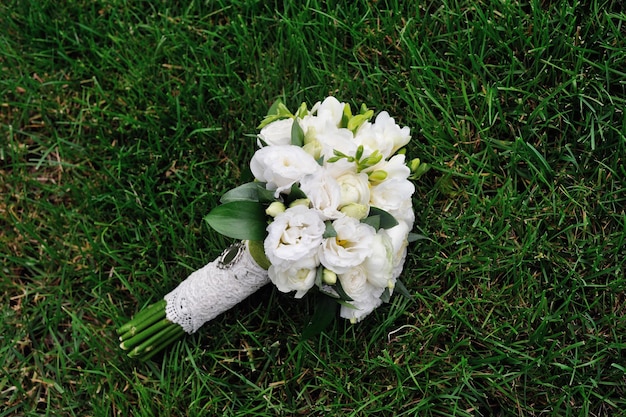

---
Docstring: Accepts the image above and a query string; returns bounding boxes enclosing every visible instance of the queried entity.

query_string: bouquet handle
[164,241,270,333]
[118,241,269,360]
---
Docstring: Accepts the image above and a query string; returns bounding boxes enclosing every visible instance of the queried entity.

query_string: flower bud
[409,158,421,172]
[368,170,388,183]
[289,198,310,208]
[265,201,286,217]
[302,139,322,160]
[322,269,337,285]
[410,158,430,178]
[340,203,369,219]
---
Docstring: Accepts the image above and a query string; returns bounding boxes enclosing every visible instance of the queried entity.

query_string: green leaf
[248,240,271,270]
[266,98,284,116]
[314,266,324,288]
[361,215,380,230]
[257,99,293,129]
[380,287,391,303]
[301,295,337,341]
[407,232,429,242]
[368,206,399,229]
[295,102,309,118]
[204,201,267,240]
[332,277,354,302]
[340,103,352,128]
[394,279,413,301]
[220,182,275,203]
[347,111,373,133]
[291,118,304,146]
[323,221,337,238]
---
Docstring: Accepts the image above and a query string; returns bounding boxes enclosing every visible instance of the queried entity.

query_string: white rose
[250,145,321,197]
[354,111,410,159]
[268,264,317,298]
[264,205,325,270]
[337,266,384,323]
[258,118,294,146]
[319,216,375,274]
[363,230,394,288]
[299,170,342,220]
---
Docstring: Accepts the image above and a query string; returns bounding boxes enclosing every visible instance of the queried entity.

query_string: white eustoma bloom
[363,230,394,289]
[369,178,415,225]
[250,145,321,197]
[268,264,317,298]
[338,266,385,323]
[264,205,325,270]
[258,118,294,146]
[354,111,411,159]
[299,169,343,220]
[319,216,375,274]
[386,220,411,280]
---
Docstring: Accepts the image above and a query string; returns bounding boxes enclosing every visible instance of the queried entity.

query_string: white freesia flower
[319,216,375,274]
[315,96,345,127]
[268,264,317,298]
[299,170,342,220]
[338,266,385,323]
[312,126,358,161]
[366,154,411,181]
[257,118,294,146]
[250,145,321,197]
[264,205,325,270]
[355,111,410,159]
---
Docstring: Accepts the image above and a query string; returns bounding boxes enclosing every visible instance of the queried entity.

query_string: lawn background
[1,0,625,416]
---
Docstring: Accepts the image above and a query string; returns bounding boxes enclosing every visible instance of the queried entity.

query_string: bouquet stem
[117,299,186,360]
[117,241,270,361]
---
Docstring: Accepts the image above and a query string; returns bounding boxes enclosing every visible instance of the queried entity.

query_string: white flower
[264,205,325,270]
[268,265,317,298]
[258,118,294,146]
[385,220,411,280]
[312,127,358,161]
[363,231,394,289]
[319,216,375,274]
[354,111,410,159]
[315,96,345,127]
[326,160,371,209]
[299,169,342,220]
[369,178,415,224]
[250,145,321,197]
[337,266,384,323]
[366,154,411,181]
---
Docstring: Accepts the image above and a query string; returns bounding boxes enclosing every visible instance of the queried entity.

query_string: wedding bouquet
[117,97,427,360]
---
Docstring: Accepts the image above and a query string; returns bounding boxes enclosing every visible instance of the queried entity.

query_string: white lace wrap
[164,241,270,334]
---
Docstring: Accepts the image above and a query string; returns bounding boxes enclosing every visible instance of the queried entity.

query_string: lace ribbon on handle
[164,241,270,334]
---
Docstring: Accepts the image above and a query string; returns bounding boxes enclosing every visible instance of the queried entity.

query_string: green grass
[2,0,625,415]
